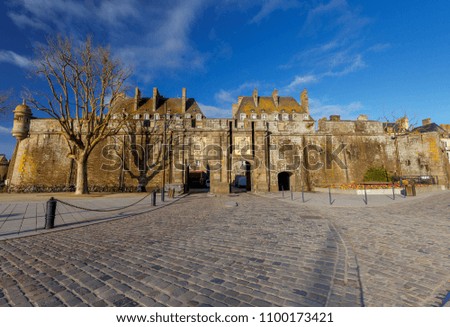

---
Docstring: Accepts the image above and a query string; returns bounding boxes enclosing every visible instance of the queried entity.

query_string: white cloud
[214,81,262,105]
[0,125,11,134]
[250,0,302,24]
[285,74,319,91]
[7,0,210,81]
[0,50,33,68]
[309,98,364,120]
[282,0,373,82]
[198,103,230,118]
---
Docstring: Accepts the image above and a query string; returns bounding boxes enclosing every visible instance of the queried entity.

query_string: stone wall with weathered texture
[8,118,450,192]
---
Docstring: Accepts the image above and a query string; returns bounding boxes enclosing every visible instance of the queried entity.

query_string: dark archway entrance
[278,172,290,191]
[245,161,251,191]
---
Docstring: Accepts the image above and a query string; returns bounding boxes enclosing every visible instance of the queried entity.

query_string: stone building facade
[7,88,450,193]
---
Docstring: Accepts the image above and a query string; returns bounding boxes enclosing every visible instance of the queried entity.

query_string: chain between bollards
[45,197,57,229]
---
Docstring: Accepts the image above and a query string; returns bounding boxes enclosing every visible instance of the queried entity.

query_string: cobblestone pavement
[0,192,449,307]
[0,192,180,239]
[262,191,450,307]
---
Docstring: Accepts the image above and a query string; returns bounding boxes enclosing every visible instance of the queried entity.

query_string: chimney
[357,114,368,121]
[152,87,159,111]
[272,89,279,107]
[252,88,258,107]
[422,118,431,126]
[300,89,309,113]
[181,87,186,113]
[134,87,141,111]
[330,115,341,121]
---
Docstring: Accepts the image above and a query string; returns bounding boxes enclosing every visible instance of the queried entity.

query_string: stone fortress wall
[7,88,450,193]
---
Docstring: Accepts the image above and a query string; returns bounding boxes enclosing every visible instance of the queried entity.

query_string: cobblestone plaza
[0,191,449,307]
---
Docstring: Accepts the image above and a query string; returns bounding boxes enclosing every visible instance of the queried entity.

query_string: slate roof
[114,96,204,117]
[411,123,446,134]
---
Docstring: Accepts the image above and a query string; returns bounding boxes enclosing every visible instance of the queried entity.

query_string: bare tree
[29,35,130,194]
[0,90,12,115]
[118,115,175,192]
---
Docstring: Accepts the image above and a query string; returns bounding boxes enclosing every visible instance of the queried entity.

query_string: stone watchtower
[11,100,32,141]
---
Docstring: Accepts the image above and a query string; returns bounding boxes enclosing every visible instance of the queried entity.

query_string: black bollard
[328,187,334,205]
[45,197,57,229]
[282,185,285,198]
[392,184,396,200]
[363,185,368,205]
[290,188,293,201]
[301,184,305,203]
[161,188,165,202]
[151,190,156,206]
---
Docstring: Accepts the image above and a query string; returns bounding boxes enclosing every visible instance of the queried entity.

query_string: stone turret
[11,100,32,141]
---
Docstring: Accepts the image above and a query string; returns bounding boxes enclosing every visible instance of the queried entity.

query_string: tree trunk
[75,155,89,195]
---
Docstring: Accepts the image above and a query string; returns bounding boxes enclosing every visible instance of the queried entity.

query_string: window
[304,114,309,120]
[282,113,289,121]
[134,114,140,120]
[144,113,150,120]
[154,114,160,120]
[262,114,267,120]
[196,114,202,120]
[240,113,246,121]
[251,113,257,119]
[185,113,191,119]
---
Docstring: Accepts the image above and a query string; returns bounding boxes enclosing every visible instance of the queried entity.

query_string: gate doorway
[245,161,251,191]
[278,172,291,191]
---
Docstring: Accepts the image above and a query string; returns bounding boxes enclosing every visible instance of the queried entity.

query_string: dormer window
[196,113,202,120]
[304,114,309,120]
[251,113,257,120]
[144,113,150,120]
[134,114,140,120]
[154,113,160,120]
[282,113,289,121]
[262,113,267,120]
[240,113,246,121]
[185,113,191,119]
[274,114,279,121]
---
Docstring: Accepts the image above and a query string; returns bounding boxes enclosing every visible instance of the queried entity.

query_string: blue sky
[1,0,450,158]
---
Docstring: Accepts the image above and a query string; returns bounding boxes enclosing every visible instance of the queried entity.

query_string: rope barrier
[55,191,154,212]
